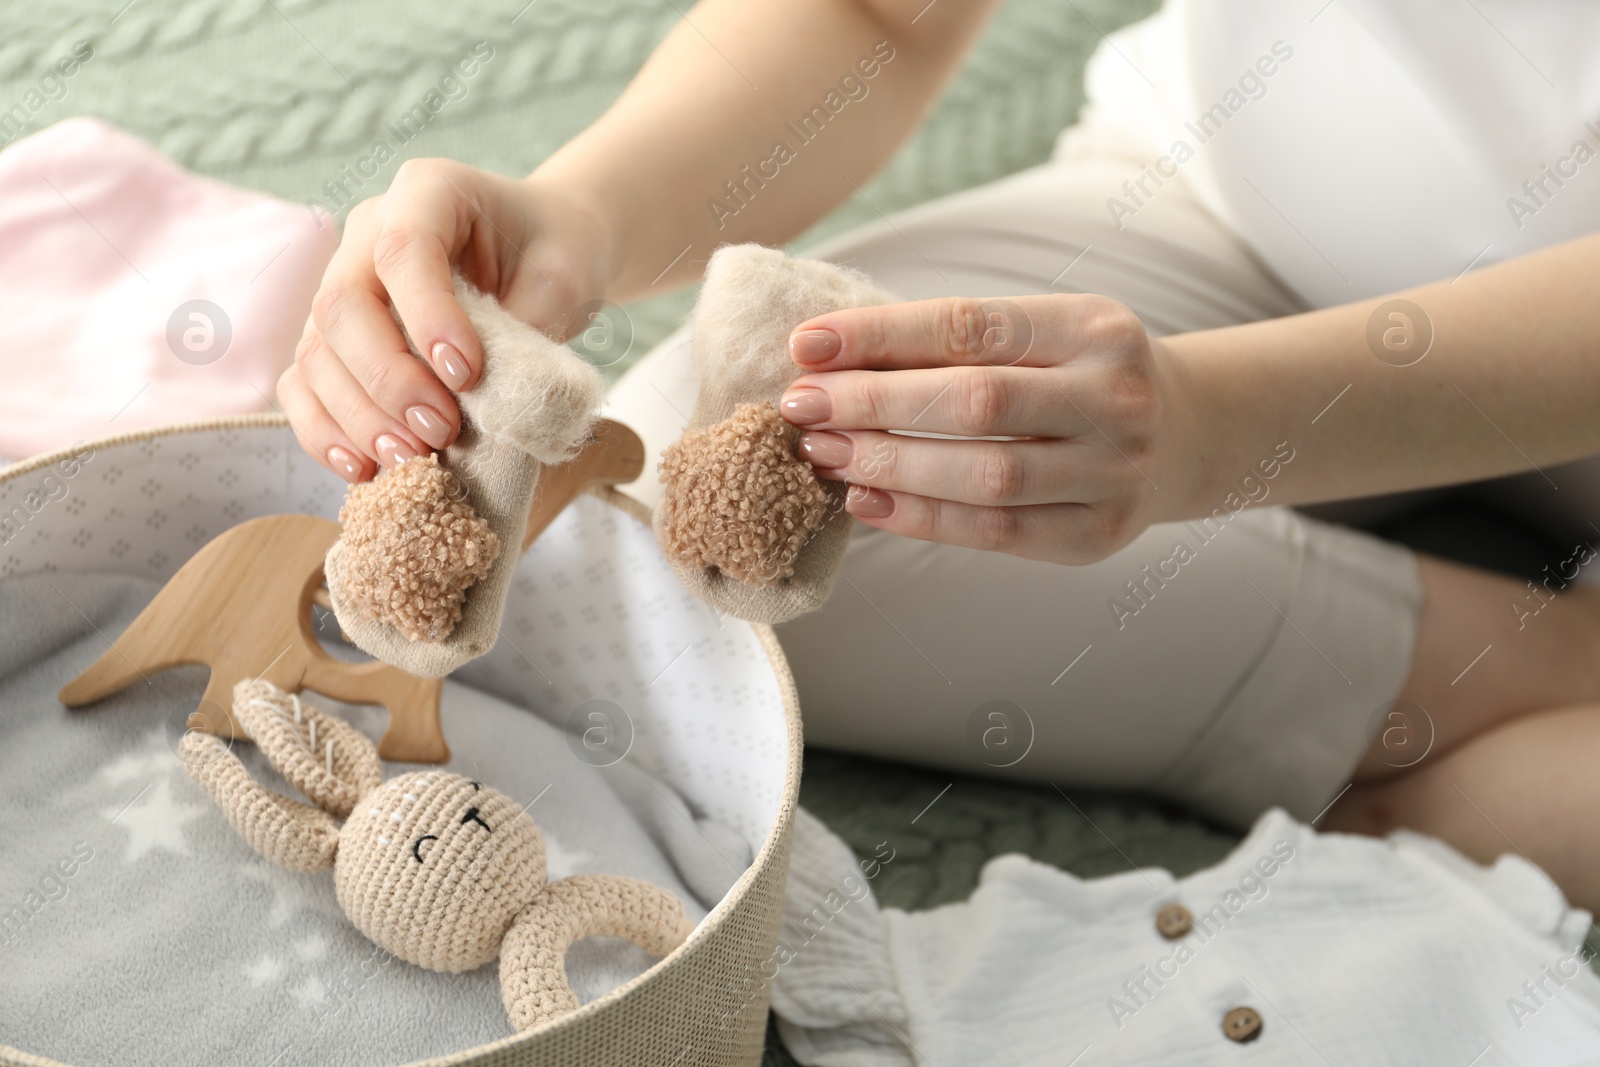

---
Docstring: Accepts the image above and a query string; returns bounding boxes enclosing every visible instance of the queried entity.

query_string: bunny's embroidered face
[336,771,545,971]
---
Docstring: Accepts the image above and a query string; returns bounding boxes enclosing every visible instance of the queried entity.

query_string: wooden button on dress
[1155,903,1193,939]
[1222,1006,1263,1043]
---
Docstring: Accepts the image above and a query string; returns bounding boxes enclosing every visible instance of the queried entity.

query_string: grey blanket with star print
[0,571,751,1067]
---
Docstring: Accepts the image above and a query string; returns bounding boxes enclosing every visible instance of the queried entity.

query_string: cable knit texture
[325,272,604,676]
[180,679,691,1023]
[335,453,500,642]
[0,0,1151,367]
[654,245,893,623]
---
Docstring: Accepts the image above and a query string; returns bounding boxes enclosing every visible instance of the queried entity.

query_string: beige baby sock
[655,244,893,623]
[326,274,604,677]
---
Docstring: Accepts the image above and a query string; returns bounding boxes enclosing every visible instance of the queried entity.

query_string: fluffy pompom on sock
[655,244,893,623]
[326,274,604,677]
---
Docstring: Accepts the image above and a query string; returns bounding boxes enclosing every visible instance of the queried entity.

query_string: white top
[771,807,1600,1066]
[1067,0,1600,308]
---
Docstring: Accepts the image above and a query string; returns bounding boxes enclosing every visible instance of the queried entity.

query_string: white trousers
[605,117,1594,829]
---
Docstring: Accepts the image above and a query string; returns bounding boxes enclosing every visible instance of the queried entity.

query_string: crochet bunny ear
[180,680,384,872]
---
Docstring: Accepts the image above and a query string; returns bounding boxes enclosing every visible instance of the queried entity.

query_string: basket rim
[0,414,805,1067]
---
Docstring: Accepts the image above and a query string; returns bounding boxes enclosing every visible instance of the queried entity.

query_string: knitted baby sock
[655,244,893,623]
[326,274,604,677]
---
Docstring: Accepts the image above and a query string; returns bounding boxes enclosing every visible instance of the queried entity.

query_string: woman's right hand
[278,158,614,482]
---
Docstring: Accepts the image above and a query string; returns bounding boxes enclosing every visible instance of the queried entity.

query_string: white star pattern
[239,862,338,928]
[293,933,329,962]
[243,954,287,987]
[97,725,176,786]
[232,892,338,993]
[101,778,204,863]
[291,974,329,1009]
[544,831,592,881]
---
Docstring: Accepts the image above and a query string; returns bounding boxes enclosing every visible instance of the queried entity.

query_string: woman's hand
[779,294,1190,564]
[278,159,613,482]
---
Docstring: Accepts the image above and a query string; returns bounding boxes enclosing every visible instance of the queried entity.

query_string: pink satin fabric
[0,117,338,461]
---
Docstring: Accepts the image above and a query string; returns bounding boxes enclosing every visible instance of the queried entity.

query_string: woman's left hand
[780,294,1189,565]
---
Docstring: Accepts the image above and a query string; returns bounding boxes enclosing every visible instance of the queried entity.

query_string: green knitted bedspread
[0,0,1159,358]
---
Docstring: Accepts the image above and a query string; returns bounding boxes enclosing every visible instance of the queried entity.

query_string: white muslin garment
[770,808,1600,1066]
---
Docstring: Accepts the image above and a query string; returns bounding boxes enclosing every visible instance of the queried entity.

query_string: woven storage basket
[0,415,801,1067]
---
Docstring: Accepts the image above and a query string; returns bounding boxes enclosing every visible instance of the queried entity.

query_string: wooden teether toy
[56,420,644,763]
[58,512,450,761]
[182,678,693,1030]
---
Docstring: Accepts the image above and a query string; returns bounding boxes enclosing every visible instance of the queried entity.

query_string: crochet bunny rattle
[181,679,693,1030]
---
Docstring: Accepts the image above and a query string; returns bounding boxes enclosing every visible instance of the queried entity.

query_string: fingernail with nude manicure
[431,341,470,390]
[404,405,450,449]
[374,434,416,468]
[780,387,831,426]
[326,446,362,483]
[847,485,894,518]
[789,328,840,365]
[799,430,853,468]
